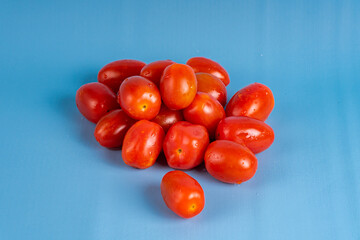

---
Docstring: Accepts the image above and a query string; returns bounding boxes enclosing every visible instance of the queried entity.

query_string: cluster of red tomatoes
[76,57,275,218]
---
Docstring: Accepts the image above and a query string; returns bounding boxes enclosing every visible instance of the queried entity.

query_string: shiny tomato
[186,57,230,86]
[118,76,161,120]
[204,140,258,184]
[226,83,274,121]
[140,60,174,86]
[160,63,197,110]
[98,59,146,93]
[122,120,164,169]
[163,121,209,170]
[161,171,205,218]
[196,72,227,106]
[216,116,274,154]
[152,104,184,132]
[94,109,136,148]
[75,82,119,123]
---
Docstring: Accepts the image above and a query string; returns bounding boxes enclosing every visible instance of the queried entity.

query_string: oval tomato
[196,72,227,106]
[152,104,184,132]
[140,60,174,86]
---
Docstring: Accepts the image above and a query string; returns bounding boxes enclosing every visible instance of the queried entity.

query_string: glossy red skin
[140,60,174,86]
[98,59,146,93]
[186,57,230,86]
[75,82,119,123]
[196,72,227,106]
[152,104,184,132]
[163,121,209,170]
[94,109,136,148]
[160,63,197,110]
[161,171,205,218]
[183,92,225,138]
[226,83,274,121]
[118,76,161,120]
[122,120,164,169]
[216,116,274,154]
[204,140,258,184]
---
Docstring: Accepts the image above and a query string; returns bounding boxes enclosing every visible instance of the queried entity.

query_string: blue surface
[1,0,360,239]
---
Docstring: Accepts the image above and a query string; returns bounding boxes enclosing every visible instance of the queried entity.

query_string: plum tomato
[161,171,205,218]
[98,59,146,93]
[140,60,174,86]
[122,120,164,169]
[152,104,184,132]
[226,83,274,121]
[160,63,197,110]
[196,72,227,106]
[118,76,161,120]
[163,121,209,170]
[75,82,119,123]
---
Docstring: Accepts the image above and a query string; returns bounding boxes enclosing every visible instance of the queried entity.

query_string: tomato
[75,82,119,123]
[98,59,146,93]
[226,83,274,121]
[152,104,184,132]
[196,72,227,106]
[160,63,197,110]
[204,140,257,184]
[163,121,209,170]
[118,76,161,120]
[140,60,174,86]
[122,120,164,169]
[186,57,230,86]
[94,109,136,148]
[183,92,225,138]
[161,171,205,218]
[216,116,274,154]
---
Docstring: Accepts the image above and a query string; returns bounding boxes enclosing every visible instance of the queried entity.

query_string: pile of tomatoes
[76,57,275,218]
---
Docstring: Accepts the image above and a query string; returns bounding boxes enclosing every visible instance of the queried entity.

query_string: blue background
[1,0,359,239]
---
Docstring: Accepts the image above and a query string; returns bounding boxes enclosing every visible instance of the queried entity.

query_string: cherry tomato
[75,82,119,123]
[152,104,184,132]
[94,109,136,148]
[161,171,205,218]
[204,140,258,184]
[163,121,209,170]
[186,57,230,86]
[118,76,161,120]
[183,92,225,138]
[160,63,197,110]
[98,59,146,93]
[196,72,227,106]
[122,120,164,169]
[140,60,174,86]
[216,116,274,154]
[226,83,274,121]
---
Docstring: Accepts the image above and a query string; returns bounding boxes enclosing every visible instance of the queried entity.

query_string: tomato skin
[204,140,258,184]
[152,104,184,132]
[183,92,225,138]
[97,59,146,93]
[196,72,227,106]
[118,76,161,120]
[94,109,136,148]
[122,120,164,169]
[161,171,205,218]
[75,82,119,123]
[160,63,197,110]
[216,116,274,154]
[163,121,209,170]
[140,60,174,86]
[226,83,274,121]
[186,57,230,86]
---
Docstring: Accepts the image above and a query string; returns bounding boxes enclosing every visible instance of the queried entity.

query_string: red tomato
[118,76,161,120]
[163,121,209,170]
[226,83,274,121]
[98,59,146,93]
[152,104,184,132]
[183,92,225,138]
[204,140,258,184]
[140,60,174,86]
[216,116,274,154]
[94,109,136,148]
[160,63,197,110]
[186,57,230,86]
[196,72,227,106]
[75,82,119,123]
[122,120,164,169]
[161,171,205,218]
